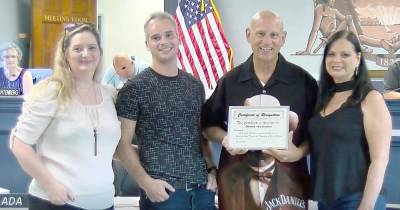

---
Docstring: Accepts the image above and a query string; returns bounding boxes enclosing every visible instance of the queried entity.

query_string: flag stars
[180,0,213,27]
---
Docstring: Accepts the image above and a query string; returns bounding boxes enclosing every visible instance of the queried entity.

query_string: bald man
[101,53,148,89]
[201,10,318,210]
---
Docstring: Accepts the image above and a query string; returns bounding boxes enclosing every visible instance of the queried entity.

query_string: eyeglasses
[1,55,17,60]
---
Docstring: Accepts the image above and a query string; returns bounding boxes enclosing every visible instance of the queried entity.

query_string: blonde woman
[10,24,121,210]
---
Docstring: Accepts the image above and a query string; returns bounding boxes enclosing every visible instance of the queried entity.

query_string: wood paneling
[368,70,386,79]
[31,0,97,68]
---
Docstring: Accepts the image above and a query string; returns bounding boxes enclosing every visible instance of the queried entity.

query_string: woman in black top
[308,30,391,209]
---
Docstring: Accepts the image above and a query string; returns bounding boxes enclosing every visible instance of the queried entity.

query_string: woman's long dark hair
[316,30,373,112]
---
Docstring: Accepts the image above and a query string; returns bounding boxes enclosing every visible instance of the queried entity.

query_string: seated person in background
[0,42,33,95]
[383,60,400,99]
[101,52,148,89]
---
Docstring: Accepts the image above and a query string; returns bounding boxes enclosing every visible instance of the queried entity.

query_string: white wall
[0,0,19,43]
[97,0,164,69]
[0,0,31,68]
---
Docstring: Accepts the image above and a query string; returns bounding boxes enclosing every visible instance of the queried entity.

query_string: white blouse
[11,82,121,209]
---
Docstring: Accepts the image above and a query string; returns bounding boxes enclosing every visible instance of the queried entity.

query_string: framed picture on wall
[292,0,400,77]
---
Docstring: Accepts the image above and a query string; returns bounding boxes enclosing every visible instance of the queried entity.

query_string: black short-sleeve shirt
[116,68,207,185]
[202,54,318,146]
[201,54,318,199]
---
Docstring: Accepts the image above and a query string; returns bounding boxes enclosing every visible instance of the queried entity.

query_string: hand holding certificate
[227,94,298,151]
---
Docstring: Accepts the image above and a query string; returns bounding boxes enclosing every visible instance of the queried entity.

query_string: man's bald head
[113,52,134,79]
[249,10,284,32]
[246,9,286,64]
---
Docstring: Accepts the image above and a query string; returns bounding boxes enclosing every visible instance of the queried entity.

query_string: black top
[308,103,370,204]
[115,67,208,186]
[0,67,26,95]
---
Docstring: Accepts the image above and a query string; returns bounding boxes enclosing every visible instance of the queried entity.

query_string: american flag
[174,0,233,90]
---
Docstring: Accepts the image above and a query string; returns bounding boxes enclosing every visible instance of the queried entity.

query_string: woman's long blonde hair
[28,23,103,109]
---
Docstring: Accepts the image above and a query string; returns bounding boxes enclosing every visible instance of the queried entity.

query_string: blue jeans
[318,192,386,210]
[139,185,216,210]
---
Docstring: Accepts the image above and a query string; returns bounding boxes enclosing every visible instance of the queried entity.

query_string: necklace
[75,84,100,156]
[5,69,18,78]
[86,104,99,156]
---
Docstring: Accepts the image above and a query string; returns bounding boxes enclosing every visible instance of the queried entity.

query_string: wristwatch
[207,166,217,173]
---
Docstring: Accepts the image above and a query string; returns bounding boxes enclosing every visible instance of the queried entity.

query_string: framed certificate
[228,106,289,150]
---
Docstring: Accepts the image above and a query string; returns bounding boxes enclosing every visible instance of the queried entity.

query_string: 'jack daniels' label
[264,195,306,210]
[218,153,308,210]
[0,89,19,96]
